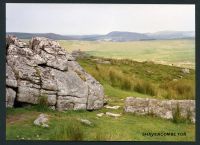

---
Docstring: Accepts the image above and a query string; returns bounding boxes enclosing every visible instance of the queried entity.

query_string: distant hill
[145,31,195,40]
[7,31,195,42]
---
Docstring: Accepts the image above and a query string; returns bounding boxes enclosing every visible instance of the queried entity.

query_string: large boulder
[6,35,104,111]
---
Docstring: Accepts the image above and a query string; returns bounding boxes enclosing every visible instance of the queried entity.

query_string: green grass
[6,107,195,141]
[77,57,195,100]
[59,39,195,68]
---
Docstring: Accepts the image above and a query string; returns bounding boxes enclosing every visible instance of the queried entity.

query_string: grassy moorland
[59,39,195,68]
[6,39,195,141]
[77,57,195,100]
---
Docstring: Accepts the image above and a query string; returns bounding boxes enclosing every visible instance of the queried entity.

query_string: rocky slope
[6,35,104,111]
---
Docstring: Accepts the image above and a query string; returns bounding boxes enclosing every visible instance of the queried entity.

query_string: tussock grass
[160,79,195,99]
[78,57,195,100]
[51,119,84,140]
[172,104,192,124]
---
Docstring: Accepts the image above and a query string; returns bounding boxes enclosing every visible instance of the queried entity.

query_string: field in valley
[59,39,195,69]
[6,39,195,141]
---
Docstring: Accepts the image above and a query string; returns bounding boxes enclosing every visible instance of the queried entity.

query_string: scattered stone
[178,75,183,79]
[33,114,49,128]
[173,79,178,82]
[80,119,92,126]
[191,117,195,124]
[181,68,190,74]
[104,105,121,109]
[106,112,121,117]
[96,113,104,117]
[41,124,49,128]
[93,59,111,64]
[49,106,55,110]
[71,50,88,59]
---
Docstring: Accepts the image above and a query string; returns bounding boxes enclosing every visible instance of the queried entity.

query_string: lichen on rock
[6,35,104,111]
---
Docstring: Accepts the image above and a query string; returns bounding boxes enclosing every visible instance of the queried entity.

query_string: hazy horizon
[6,30,195,36]
[6,4,195,35]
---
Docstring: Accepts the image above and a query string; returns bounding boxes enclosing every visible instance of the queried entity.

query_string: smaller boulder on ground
[96,113,104,117]
[106,112,121,117]
[104,105,121,109]
[33,114,49,128]
[181,68,190,74]
[79,119,93,126]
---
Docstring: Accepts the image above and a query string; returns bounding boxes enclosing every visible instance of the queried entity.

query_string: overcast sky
[6,4,195,35]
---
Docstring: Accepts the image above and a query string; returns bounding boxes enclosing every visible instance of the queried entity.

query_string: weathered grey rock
[56,96,87,111]
[149,99,173,119]
[34,114,49,128]
[79,119,92,126]
[6,35,27,48]
[96,113,104,117]
[17,86,40,104]
[68,60,104,110]
[6,64,17,88]
[6,35,104,110]
[104,105,121,109]
[125,97,149,115]
[181,68,190,74]
[106,112,121,117]
[6,88,16,108]
[54,70,89,97]
[124,97,195,123]
[71,50,88,59]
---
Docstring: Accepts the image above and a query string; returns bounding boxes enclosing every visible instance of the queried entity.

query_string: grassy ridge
[78,57,195,100]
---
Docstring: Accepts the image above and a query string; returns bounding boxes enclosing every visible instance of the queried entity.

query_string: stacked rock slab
[124,97,195,123]
[6,35,104,111]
